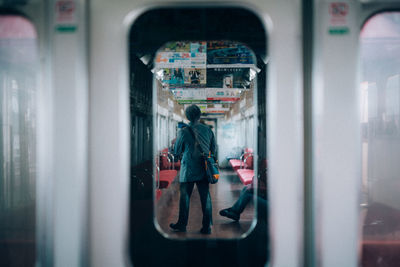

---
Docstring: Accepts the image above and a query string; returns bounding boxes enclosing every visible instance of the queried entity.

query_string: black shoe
[219,208,240,221]
[170,223,186,232]
[200,227,211,234]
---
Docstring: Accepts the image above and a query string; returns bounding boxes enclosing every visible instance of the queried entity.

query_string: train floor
[156,168,255,238]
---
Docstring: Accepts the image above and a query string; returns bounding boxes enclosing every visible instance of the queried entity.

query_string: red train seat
[159,169,177,189]
[229,159,242,171]
[243,155,253,169]
[236,169,254,185]
[229,148,254,171]
[160,148,172,170]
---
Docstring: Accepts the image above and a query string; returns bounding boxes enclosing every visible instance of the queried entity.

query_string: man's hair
[185,104,201,122]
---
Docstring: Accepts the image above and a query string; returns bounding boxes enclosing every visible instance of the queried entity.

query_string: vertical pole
[303,0,315,266]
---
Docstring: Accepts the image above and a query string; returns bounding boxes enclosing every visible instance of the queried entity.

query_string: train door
[312,0,400,266]
[89,1,303,267]
[1,0,90,266]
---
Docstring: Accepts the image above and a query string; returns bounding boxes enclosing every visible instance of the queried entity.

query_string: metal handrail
[240,152,253,169]
[167,152,175,168]
[156,165,160,188]
[160,152,173,170]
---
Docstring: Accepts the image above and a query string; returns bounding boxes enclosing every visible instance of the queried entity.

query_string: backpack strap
[186,126,205,156]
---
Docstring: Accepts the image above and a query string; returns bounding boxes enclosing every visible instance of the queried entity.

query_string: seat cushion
[229,159,242,170]
[159,170,177,189]
[236,169,254,185]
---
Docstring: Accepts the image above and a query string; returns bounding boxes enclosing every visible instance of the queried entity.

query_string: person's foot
[219,208,240,221]
[170,223,186,232]
[200,226,211,234]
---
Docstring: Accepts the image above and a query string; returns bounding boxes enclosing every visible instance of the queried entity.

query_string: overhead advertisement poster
[162,41,207,53]
[155,42,207,68]
[184,68,206,86]
[171,89,206,101]
[155,52,206,68]
[190,42,207,53]
[177,100,209,104]
[206,88,241,101]
[154,41,257,106]
[201,114,225,118]
[163,42,191,52]
[207,41,255,65]
[160,68,206,87]
[206,67,251,89]
[206,104,230,113]
[172,88,240,102]
[161,68,185,86]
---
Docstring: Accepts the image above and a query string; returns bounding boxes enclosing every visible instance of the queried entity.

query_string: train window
[129,7,268,266]
[0,15,38,266]
[359,11,400,267]
[153,40,258,239]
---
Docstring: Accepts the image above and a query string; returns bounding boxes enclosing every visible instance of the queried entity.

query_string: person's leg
[177,182,195,225]
[230,186,254,214]
[171,182,194,231]
[220,186,253,221]
[196,180,212,232]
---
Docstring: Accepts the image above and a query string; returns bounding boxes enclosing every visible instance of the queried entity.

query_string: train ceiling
[154,40,258,117]
[129,8,267,64]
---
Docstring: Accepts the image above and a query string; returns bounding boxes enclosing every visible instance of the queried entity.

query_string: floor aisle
[156,169,256,239]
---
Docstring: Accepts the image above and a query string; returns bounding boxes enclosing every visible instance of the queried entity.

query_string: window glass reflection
[360,12,400,267]
[0,15,38,266]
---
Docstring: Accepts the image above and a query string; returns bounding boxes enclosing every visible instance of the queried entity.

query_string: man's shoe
[200,227,211,234]
[219,208,240,221]
[169,223,186,232]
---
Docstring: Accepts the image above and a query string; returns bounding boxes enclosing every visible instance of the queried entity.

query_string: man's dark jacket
[174,121,216,182]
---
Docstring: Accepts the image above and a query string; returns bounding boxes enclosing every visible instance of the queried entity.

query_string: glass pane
[360,12,400,267]
[153,41,258,239]
[0,15,38,266]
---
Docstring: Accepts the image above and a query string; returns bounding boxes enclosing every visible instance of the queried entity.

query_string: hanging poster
[160,68,185,86]
[190,42,207,53]
[206,68,251,89]
[171,89,207,101]
[185,104,230,113]
[184,68,207,86]
[163,42,190,52]
[201,114,225,118]
[161,41,206,53]
[206,88,241,101]
[155,52,206,68]
[205,104,230,113]
[207,41,255,65]
[177,100,209,104]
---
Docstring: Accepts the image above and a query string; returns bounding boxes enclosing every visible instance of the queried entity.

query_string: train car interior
[153,40,260,239]
[129,8,268,266]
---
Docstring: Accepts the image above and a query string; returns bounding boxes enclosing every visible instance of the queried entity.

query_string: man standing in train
[170,104,216,234]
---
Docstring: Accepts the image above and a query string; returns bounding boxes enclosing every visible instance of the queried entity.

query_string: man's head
[185,104,201,123]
